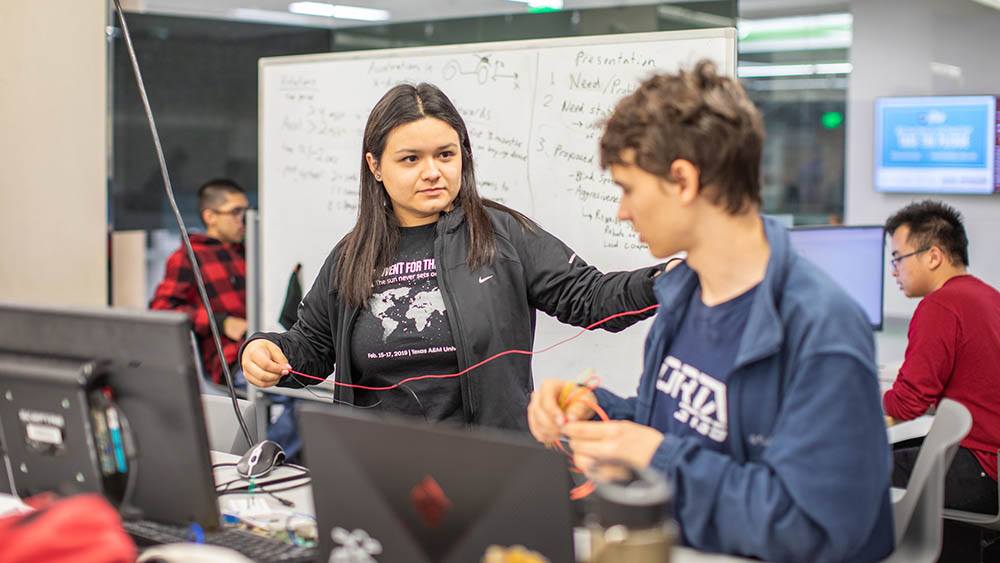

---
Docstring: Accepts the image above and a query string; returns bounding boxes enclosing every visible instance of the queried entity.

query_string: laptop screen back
[300,407,575,563]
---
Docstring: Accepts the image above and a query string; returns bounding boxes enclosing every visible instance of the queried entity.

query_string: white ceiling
[122,0,849,28]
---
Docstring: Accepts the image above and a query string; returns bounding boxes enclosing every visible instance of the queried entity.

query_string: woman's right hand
[527,379,596,444]
[241,339,292,388]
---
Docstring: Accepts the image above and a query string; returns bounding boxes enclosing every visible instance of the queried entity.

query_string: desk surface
[211,452,756,563]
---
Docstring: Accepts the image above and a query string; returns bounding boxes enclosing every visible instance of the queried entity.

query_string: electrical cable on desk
[216,479,311,496]
[218,477,303,508]
[212,463,310,492]
[217,484,299,508]
[216,469,312,494]
[215,464,311,505]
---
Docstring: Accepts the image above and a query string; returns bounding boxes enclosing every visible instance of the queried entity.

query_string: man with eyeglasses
[883,200,1000,562]
[151,178,249,386]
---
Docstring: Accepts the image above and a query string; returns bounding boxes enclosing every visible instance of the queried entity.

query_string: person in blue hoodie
[527,60,895,563]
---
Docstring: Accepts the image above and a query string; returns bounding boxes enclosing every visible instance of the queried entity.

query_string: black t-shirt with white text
[350,223,463,423]
[649,285,758,450]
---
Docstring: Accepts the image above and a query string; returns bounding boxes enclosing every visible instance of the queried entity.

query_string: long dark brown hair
[335,83,529,307]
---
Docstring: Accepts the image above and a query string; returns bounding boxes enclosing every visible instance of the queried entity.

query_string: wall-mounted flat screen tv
[874,95,999,195]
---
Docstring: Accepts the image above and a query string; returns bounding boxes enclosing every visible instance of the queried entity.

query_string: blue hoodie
[594,217,895,563]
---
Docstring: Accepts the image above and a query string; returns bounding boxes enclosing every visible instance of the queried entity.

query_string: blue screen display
[789,226,885,329]
[874,96,999,194]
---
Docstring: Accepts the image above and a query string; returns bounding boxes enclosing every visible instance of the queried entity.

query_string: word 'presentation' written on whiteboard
[260,29,736,396]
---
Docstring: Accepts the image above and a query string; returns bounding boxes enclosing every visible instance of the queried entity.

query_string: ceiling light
[738,13,852,53]
[738,62,852,78]
[970,0,1000,10]
[288,2,390,21]
[505,0,564,9]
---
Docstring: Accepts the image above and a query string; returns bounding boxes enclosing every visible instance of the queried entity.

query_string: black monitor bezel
[0,302,220,528]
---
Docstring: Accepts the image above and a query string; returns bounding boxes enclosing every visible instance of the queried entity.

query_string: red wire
[286,303,659,391]
[284,304,657,501]
[554,379,610,500]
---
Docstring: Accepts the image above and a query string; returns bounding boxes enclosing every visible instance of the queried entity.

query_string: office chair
[941,449,1000,531]
[883,399,972,563]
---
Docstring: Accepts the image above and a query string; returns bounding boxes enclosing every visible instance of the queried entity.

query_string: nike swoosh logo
[478,275,494,284]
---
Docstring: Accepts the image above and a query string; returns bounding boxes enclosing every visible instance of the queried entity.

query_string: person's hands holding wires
[241,339,291,388]
[562,420,664,474]
[527,379,596,444]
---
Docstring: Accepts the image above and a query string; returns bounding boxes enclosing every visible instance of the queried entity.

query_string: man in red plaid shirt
[151,178,249,384]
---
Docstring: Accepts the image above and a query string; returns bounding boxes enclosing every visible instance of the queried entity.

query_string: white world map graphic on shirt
[368,287,446,340]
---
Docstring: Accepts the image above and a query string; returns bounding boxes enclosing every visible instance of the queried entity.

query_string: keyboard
[123,519,317,563]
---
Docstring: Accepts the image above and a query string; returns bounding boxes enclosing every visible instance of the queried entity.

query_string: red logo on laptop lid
[410,475,452,528]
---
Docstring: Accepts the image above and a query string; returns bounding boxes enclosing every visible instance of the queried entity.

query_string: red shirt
[150,234,246,384]
[884,275,1000,479]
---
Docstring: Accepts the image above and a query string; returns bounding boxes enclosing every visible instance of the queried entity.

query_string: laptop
[300,406,575,563]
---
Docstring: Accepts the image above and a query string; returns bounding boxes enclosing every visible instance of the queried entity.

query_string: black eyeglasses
[890,247,930,270]
[211,206,248,219]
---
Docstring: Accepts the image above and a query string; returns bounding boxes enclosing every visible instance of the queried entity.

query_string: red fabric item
[150,233,246,384]
[0,494,136,563]
[883,275,1000,479]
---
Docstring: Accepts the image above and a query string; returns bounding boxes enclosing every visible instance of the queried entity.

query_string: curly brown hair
[599,60,764,215]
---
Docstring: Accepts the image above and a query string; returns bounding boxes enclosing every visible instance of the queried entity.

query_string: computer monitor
[0,302,219,527]
[788,226,886,330]
[300,406,575,563]
[874,95,1000,195]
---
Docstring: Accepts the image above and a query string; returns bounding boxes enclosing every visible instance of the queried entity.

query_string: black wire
[256,483,313,495]
[215,465,311,493]
[217,477,312,497]
[215,475,312,495]
[110,0,253,448]
[289,373,336,404]
[289,372,383,409]
[218,487,297,508]
[218,481,313,496]
[261,490,295,507]
[399,384,428,422]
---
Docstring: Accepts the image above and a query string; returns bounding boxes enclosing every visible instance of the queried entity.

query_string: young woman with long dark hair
[240,83,659,431]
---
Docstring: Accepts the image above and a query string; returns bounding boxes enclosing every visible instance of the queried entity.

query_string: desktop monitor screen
[874,95,1000,194]
[788,226,885,330]
[0,303,219,527]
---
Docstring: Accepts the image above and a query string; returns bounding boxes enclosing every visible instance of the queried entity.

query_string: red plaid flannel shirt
[150,234,246,384]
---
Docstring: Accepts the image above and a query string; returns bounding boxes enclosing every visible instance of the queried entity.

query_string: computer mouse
[138,543,253,563]
[236,440,285,479]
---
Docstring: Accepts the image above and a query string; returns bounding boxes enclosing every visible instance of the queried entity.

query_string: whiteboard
[259,29,736,396]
